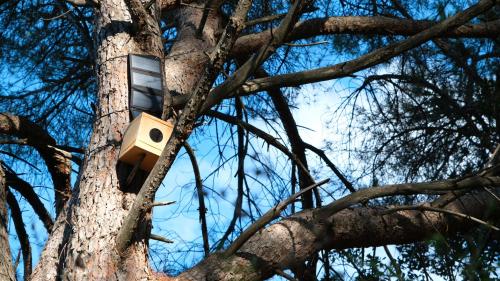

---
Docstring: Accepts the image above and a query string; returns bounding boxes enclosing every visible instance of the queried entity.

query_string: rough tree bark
[0,165,15,281]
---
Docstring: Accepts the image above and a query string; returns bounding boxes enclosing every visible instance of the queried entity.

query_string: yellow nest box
[119,112,174,171]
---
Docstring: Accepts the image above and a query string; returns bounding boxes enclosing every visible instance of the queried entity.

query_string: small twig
[486,144,500,168]
[150,201,176,207]
[483,187,500,203]
[383,245,404,281]
[13,249,21,270]
[43,7,74,21]
[383,204,499,231]
[224,179,330,256]
[150,234,174,243]
[285,40,328,47]
[244,6,318,27]
[7,190,32,278]
[275,269,298,281]
[184,142,210,256]
[180,2,206,9]
[303,142,355,193]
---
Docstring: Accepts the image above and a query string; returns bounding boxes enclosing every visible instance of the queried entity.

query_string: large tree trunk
[31,1,223,280]
[33,0,148,279]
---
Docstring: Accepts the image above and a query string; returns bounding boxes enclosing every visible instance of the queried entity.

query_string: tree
[0,0,499,280]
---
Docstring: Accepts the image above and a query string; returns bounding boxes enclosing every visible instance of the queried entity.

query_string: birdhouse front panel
[119,113,174,171]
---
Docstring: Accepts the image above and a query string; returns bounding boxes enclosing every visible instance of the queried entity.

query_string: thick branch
[232,17,500,57]
[225,0,499,100]
[6,190,32,281]
[0,113,71,216]
[3,165,54,232]
[174,177,500,281]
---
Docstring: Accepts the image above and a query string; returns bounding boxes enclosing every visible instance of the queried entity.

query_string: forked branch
[228,0,498,100]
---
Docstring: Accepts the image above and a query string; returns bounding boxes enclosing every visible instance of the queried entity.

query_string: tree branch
[206,110,316,187]
[215,98,247,250]
[382,204,499,231]
[174,177,500,281]
[183,143,210,256]
[224,179,330,256]
[64,0,99,7]
[257,67,316,209]
[232,17,500,57]
[225,0,499,100]
[201,0,311,112]
[303,142,355,193]
[0,113,71,216]
[2,164,54,232]
[6,190,32,281]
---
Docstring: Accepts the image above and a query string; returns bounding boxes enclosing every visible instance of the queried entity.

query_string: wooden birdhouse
[119,112,174,172]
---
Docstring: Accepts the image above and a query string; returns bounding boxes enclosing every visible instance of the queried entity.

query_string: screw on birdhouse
[126,153,146,186]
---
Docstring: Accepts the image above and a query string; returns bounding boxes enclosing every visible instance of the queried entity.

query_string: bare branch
[6,190,32,281]
[226,0,499,100]
[383,245,404,281]
[201,0,311,112]
[317,175,500,219]
[3,164,54,232]
[0,113,71,216]
[64,0,99,7]
[224,179,330,256]
[150,234,174,243]
[244,6,318,27]
[206,110,315,187]
[382,204,500,231]
[184,143,210,256]
[233,17,500,57]
[176,180,500,281]
[151,201,176,207]
[215,98,246,250]
[257,67,316,208]
[303,142,355,193]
